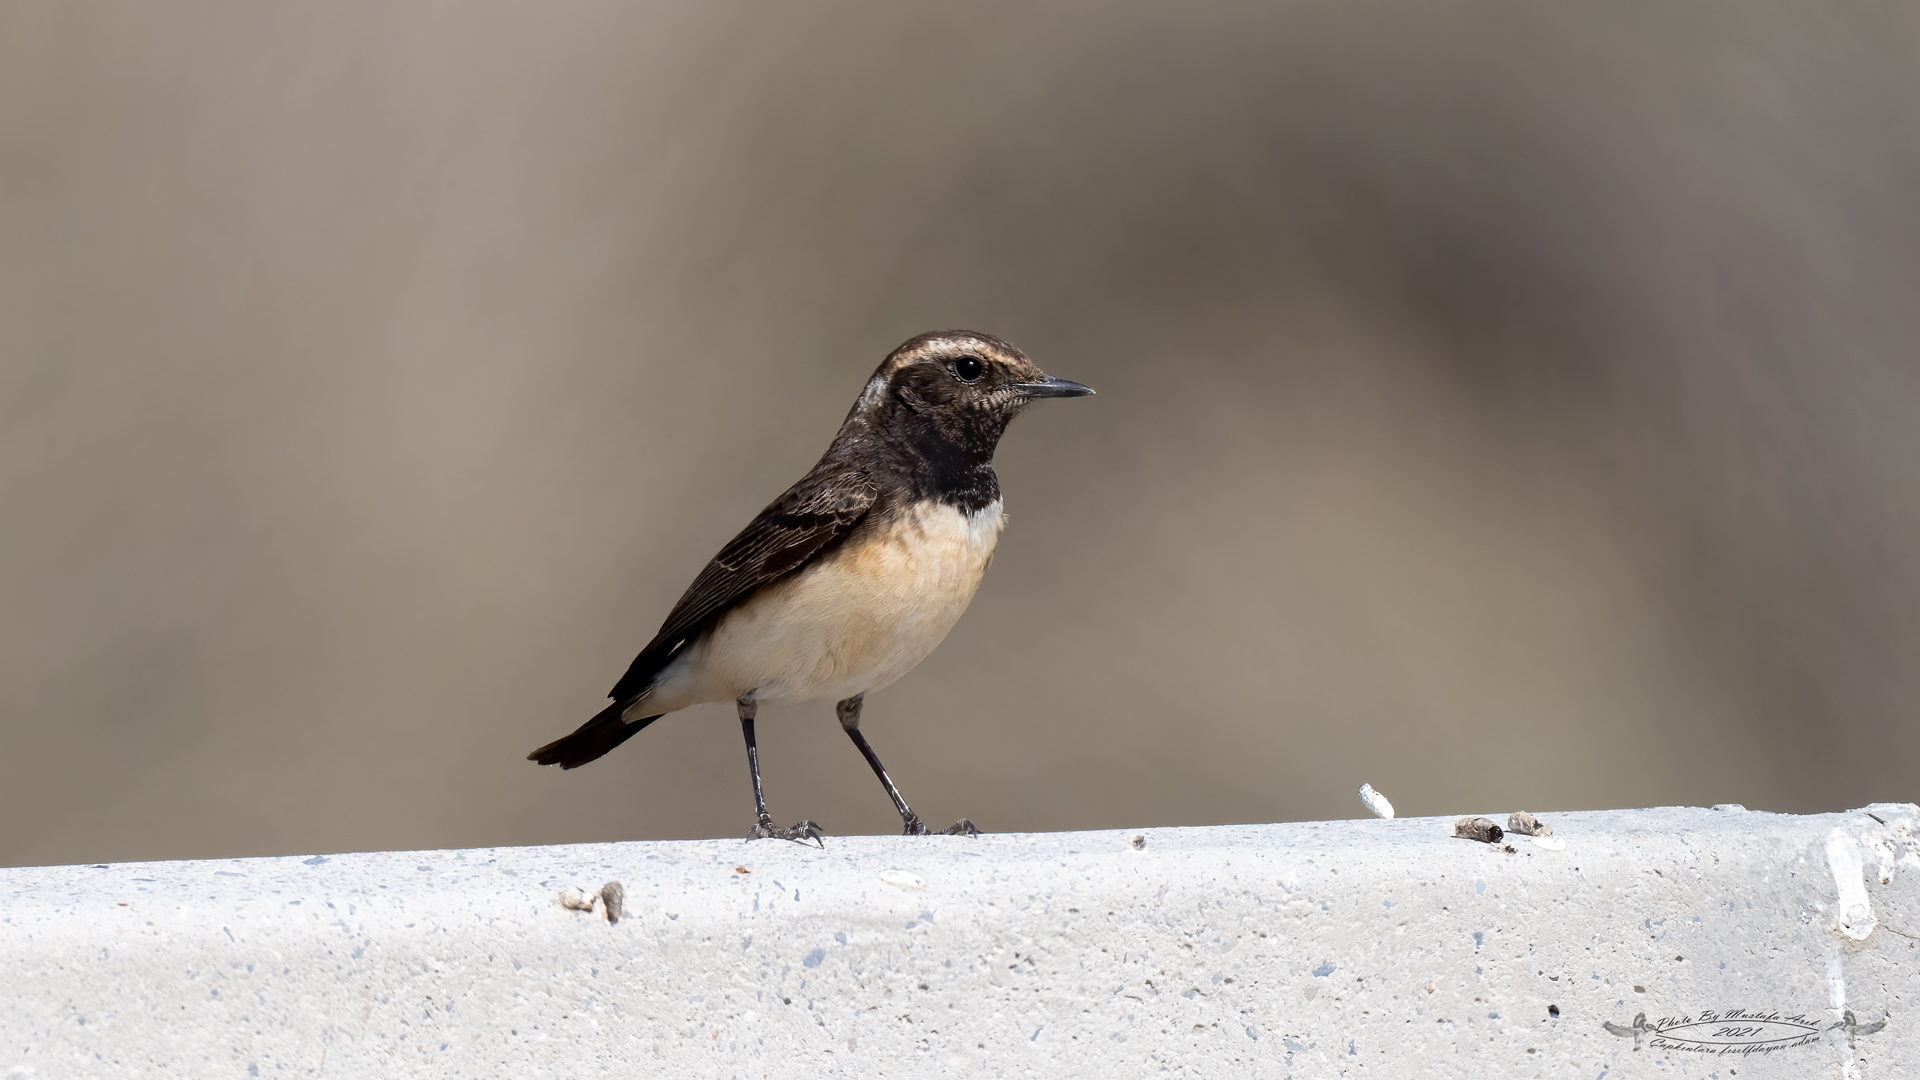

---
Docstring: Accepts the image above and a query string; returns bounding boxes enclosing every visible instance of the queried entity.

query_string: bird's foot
[901,813,981,837]
[747,816,825,847]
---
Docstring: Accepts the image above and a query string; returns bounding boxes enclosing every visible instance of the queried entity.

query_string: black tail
[527,698,663,769]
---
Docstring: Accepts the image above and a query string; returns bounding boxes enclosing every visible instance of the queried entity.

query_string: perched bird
[528,330,1093,841]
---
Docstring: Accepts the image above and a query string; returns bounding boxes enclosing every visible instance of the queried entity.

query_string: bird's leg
[837,694,979,837]
[740,695,823,846]
[740,697,771,827]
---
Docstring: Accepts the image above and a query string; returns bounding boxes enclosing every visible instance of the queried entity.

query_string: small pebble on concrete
[1507,811,1552,837]
[1453,817,1503,844]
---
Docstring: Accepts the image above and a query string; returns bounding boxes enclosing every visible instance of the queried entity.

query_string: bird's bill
[1015,376,1095,398]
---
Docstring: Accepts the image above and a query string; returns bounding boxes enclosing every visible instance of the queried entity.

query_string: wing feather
[607,468,876,702]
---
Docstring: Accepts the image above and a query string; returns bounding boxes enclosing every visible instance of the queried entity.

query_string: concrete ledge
[5,805,1918,1077]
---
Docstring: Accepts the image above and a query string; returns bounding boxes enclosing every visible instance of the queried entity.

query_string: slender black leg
[740,698,770,824]
[740,696,823,846]
[838,695,920,832]
[837,694,979,837]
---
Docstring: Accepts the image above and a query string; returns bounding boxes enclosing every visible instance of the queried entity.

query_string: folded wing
[607,468,878,703]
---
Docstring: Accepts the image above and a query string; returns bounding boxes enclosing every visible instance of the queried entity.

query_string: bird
[528,330,1093,842]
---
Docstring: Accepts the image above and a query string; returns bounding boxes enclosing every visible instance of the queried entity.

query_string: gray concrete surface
[4,805,1916,1077]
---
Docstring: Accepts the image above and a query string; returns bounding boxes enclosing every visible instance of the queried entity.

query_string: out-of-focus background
[5,3,1918,868]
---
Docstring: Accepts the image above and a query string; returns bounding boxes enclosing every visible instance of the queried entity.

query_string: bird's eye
[954,356,985,382]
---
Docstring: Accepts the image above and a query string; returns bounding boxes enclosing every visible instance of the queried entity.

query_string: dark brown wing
[606,467,876,702]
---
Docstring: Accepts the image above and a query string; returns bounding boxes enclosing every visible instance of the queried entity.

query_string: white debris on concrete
[1827,826,1879,941]
[1358,782,1394,819]
[3,805,1917,1078]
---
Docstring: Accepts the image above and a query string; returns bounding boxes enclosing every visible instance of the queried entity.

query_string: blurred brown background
[4,3,1917,868]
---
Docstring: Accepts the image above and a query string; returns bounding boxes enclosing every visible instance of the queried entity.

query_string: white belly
[641,499,1004,711]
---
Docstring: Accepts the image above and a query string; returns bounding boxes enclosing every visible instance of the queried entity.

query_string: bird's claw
[747,818,826,847]
[902,813,980,837]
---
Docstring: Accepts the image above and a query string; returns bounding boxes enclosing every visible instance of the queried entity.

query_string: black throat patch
[847,394,1012,516]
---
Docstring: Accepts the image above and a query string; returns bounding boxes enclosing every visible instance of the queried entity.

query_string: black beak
[1016,376,1095,398]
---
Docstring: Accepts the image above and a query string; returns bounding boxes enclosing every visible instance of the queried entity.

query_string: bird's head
[850,330,1093,458]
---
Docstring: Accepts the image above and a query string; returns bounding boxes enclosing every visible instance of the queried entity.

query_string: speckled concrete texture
[4,806,1917,1077]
